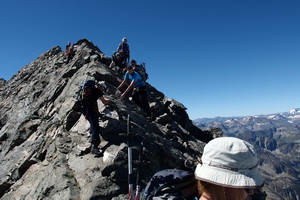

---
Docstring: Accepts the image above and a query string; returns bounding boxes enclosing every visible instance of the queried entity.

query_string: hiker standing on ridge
[116,65,152,120]
[117,37,130,65]
[66,41,71,50]
[65,42,75,64]
[81,80,111,157]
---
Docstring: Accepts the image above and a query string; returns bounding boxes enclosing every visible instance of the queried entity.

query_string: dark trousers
[66,54,74,64]
[87,113,100,147]
[132,86,151,116]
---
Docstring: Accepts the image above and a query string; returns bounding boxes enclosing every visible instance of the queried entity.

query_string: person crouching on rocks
[116,65,152,120]
[194,137,264,200]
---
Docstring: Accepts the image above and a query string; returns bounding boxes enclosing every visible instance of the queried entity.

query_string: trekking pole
[135,142,143,200]
[127,114,134,200]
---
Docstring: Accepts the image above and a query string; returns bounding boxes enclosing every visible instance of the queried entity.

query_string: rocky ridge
[0,39,216,200]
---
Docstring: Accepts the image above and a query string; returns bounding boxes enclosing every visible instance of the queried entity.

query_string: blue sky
[1,0,300,119]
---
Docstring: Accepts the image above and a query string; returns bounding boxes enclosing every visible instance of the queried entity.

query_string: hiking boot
[90,146,103,157]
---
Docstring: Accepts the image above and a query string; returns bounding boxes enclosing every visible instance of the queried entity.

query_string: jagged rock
[264,137,277,151]
[0,78,6,88]
[205,127,223,138]
[0,39,214,199]
[156,113,172,125]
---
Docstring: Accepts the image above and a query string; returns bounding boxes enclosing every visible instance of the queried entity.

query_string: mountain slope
[0,39,215,199]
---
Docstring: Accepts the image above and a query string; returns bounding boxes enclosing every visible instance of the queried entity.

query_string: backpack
[143,169,197,200]
[80,80,95,100]
[112,51,121,61]
[112,51,126,69]
[135,62,148,82]
[75,80,96,115]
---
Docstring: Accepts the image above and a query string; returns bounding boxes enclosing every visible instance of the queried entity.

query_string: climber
[81,80,111,157]
[109,51,127,71]
[65,42,75,64]
[116,65,152,120]
[131,60,144,71]
[117,37,130,65]
[131,59,148,81]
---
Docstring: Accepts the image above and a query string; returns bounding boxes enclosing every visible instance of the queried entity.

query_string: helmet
[84,80,95,87]
[122,37,127,42]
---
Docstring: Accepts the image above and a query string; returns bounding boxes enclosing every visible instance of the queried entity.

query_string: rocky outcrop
[0,39,214,199]
[0,78,6,87]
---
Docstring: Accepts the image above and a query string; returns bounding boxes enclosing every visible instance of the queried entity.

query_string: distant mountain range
[194,108,300,125]
[193,108,300,200]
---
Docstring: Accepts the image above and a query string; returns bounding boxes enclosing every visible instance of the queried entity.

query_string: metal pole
[135,142,143,200]
[127,115,134,200]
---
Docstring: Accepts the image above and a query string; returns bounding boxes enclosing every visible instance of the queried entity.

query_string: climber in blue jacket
[117,65,152,120]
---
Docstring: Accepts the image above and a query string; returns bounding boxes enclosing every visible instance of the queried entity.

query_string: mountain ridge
[0,38,218,200]
[193,108,300,124]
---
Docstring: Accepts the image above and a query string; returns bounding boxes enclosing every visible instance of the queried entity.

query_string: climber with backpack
[109,51,127,71]
[131,60,148,82]
[109,37,130,70]
[79,80,111,157]
[117,37,130,65]
[116,65,152,120]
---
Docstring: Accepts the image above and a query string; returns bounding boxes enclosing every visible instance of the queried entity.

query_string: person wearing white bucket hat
[194,137,264,200]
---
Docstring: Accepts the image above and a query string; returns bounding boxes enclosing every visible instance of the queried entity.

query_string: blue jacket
[124,71,146,88]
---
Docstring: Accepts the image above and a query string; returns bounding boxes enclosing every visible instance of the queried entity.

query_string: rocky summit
[0,39,216,200]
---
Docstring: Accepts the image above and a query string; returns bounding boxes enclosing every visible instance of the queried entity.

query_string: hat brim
[195,164,264,188]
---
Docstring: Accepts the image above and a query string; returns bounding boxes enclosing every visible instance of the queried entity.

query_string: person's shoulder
[133,71,142,79]
[132,71,138,76]
[124,72,129,78]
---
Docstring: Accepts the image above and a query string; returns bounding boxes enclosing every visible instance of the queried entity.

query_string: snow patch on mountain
[290,108,300,114]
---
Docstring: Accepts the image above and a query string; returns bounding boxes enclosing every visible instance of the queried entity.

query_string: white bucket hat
[195,137,264,188]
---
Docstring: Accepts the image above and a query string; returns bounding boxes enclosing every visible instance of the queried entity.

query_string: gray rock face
[0,39,214,199]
